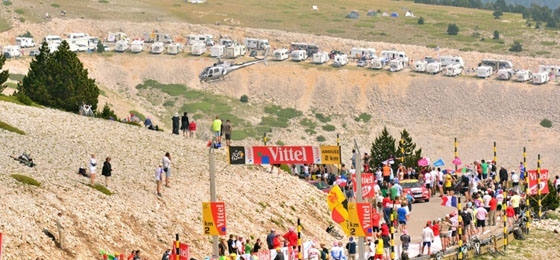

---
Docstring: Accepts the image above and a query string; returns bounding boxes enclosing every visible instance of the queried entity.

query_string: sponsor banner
[347,202,372,237]
[170,242,189,260]
[228,146,247,165]
[202,202,227,236]
[269,247,289,260]
[528,169,549,195]
[257,249,270,260]
[320,146,341,165]
[351,173,376,198]
[227,146,340,165]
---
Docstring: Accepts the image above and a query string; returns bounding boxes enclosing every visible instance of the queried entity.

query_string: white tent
[187,0,206,3]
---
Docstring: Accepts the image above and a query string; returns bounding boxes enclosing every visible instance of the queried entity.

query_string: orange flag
[326,185,350,235]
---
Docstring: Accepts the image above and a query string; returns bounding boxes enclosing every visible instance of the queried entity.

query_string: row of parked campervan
[476,59,556,85]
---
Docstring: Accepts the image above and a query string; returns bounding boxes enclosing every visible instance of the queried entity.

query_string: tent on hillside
[367,10,376,17]
[345,10,359,19]
[391,12,399,17]
[405,10,414,17]
[382,12,389,17]
[187,0,206,3]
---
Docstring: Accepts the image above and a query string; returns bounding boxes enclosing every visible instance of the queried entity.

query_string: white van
[477,66,493,78]
[291,50,308,61]
[332,54,348,67]
[439,56,465,68]
[532,72,549,85]
[444,64,463,77]
[426,62,442,74]
[188,34,214,46]
[515,70,532,82]
[16,37,36,48]
[190,43,206,56]
[2,45,22,58]
[210,45,225,57]
[44,35,62,45]
[349,47,376,60]
[244,38,269,50]
[380,50,409,63]
[273,49,289,61]
[312,52,329,64]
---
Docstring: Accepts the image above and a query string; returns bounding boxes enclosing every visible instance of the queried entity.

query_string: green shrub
[163,100,175,107]
[447,23,459,35]
[279,164,291,174]
[15,91,33,105]
[89,184,112,195]
[14,9,24,15]
[2,1,12,6]
[316,135,326,142]
[322,124,335,131]
[0,120,25,135]
[97,103,118,120]
[418,16,424,25]
[129,110,146,121]
[18,17,25,23]
[305,129,317,135]
[50,3,60,8]
[509,41,523,52]
[355,113,372,122]
[493,30,500,40]
[315,113,331,123]
[240,94,249,103]
[98,0,109,3]
[540,119,552,128]
[11,174,40,186]
[530,180,559,213]
[275,140,285,146]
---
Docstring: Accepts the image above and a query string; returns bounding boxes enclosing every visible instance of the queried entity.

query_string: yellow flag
[326,185,346,210]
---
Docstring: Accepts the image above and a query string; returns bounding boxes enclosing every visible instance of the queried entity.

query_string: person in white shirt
[330,242,344,260]
[511,171,520,188]
[89,154,97,185]
[162,152,172,187]
[308,244,320,260]
[424,170,433,195]
[420,223,434,256]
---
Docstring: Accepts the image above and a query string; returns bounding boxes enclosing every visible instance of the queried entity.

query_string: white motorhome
[210,45,226,57]
[532,72,549,85]
[66,32,90,46]
[167,43,183,55]
[225,45,246,58]
[16,37,36,48]
[426,62,442,74]
[515,70,532,82]
[244,38,269,50]
[332,54,348,67]
[480,59,513,71]
[477,65,493,78]
[114,40,130,52]
[2,45,22,58]
[150,42,164,54]
[439,56,465,68]
[497,69,515,80]
[444,64,463,77]
[291,50,308,61]
[190,42,206,55]
[370,57,388,69]
[187,34,214,46]
[389,59,406,72]
[349,47,376,60]
[48,43,60,53]
[142,32,173,44]
[130,40,144,53]
[273,49,289,61]
[107,32,128,43]
[44,35,62,45]
[219,38,234,47]
[290,42,319,56]
[312,52,329,64]
[538,65,560,78]
[380,50,409,63]
[414,60,427,72]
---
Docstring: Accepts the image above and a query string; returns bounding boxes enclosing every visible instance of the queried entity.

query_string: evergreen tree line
[368,127,423,172]
[414,0,560,29]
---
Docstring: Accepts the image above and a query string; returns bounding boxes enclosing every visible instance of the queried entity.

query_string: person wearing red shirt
[283,227,298,248]
[272,234,282,249]
[380,223,390,236]
[506,204,515,228]
[372,208,381,239]
[488,197,498,226]
[188,120,197,138]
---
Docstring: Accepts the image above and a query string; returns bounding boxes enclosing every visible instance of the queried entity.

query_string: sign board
[351,173,376,198]
[257,249,271,260]
[202,202,227,236]
[347,202,373,237]
[170,242,189,260]
[528,169,549,195]
[228,146,340,165]
[320,146,341,165]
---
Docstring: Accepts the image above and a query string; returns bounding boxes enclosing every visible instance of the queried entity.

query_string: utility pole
[209,138,219,257]
[353,139,365,260]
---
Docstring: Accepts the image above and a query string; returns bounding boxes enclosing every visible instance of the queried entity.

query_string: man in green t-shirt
[212,116,222,143]
[481,159,489,180]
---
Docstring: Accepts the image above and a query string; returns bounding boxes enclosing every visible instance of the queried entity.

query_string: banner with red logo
[528,169,549,195]
[347,202,373,237]
[351,173,376,198]
[228,146,328,165]
[257,249,270,260]
[170,242,189,260]
[202,202,227,236]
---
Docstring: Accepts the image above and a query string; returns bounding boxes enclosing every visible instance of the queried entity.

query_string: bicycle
[325,224,344,240]
[433,250,444,260]
[486,235,506,256]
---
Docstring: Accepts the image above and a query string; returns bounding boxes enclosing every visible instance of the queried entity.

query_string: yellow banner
[202,202,227,236]
[320,146,341,165]
[347,202,366,237]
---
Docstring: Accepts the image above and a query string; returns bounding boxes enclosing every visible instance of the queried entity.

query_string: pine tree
[395,129,423,168]
[0,54,9,93]
[18,40,99,112]
[369,127,397,169]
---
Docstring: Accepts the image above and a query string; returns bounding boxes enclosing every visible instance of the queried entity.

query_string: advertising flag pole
[353,139,365,260]
[209,138,219,257]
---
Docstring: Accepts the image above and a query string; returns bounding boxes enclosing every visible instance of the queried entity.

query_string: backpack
[461,211,472,224]
[328,174,336,185]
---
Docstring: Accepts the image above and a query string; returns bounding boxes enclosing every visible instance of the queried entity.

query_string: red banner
[351,173,376,198]
[250,146,320,164]
[528,169,549,195]
[357,202,373,237]
[170,242,189,260]
[257,249,271,260]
